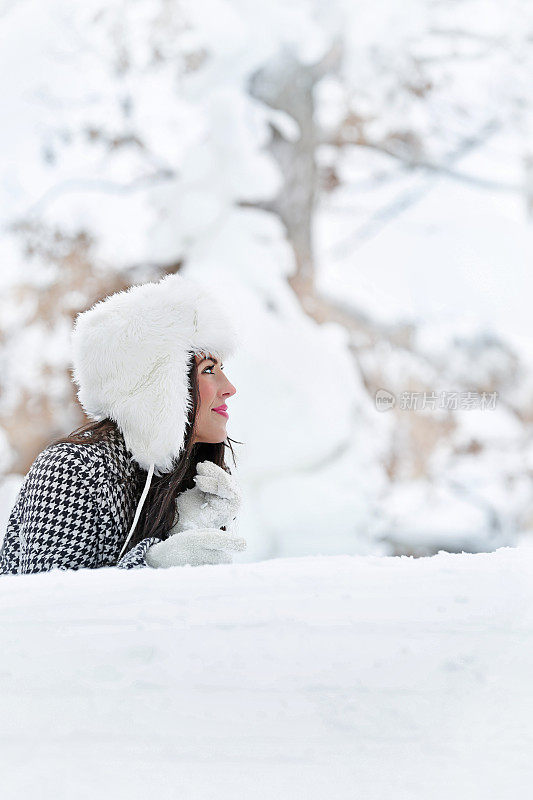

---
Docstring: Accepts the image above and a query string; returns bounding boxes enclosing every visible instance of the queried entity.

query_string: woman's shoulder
[23,441,102,496]
[33,440,97,471]
[10,442,101,521]
[28,427,140,489]
[14,429,147,522]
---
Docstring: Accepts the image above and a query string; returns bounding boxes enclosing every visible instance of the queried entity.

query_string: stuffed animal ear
[195,461,220,475]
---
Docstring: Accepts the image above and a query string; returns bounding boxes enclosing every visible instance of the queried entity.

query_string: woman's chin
[196,428,227,445]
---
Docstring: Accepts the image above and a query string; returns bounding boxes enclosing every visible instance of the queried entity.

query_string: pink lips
[212,405,229,419]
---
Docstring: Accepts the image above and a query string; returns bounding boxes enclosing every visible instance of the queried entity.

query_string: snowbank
[1,548,532,799]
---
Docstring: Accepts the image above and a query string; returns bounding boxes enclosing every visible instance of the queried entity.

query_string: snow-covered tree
[1,0,532,558]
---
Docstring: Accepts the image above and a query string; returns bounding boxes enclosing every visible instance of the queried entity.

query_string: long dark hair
[50,352,241,556]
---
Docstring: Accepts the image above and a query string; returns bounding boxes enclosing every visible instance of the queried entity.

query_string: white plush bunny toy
[145,461,245,568]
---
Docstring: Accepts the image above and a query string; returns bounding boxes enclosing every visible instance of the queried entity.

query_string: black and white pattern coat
[0,427,163,574]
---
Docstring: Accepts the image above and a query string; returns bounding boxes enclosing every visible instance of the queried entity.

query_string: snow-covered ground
[1,547,532,799]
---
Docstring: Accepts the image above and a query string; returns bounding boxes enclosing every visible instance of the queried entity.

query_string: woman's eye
[203,364,224,374]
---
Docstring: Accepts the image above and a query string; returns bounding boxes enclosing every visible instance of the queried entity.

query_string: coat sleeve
[6,445,162,574]
[14,445,106,574]
[115,537,162,569]
[96,478,162,569]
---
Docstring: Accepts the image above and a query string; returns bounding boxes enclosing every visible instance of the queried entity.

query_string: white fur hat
[70,272,240,560]
[70,271,239,475]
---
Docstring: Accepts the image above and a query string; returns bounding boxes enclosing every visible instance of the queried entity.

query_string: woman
[0,272,246,574]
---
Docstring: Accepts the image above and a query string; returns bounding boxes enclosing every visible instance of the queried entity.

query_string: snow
[1,547,532,799]
[315,130,533,345]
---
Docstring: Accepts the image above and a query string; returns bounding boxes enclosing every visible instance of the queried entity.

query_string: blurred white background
[1,0,532,560]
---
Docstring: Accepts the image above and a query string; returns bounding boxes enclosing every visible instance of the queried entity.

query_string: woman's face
[192,352,237,445]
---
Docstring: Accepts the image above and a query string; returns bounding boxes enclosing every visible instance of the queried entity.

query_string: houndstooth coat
[0,426,163,575]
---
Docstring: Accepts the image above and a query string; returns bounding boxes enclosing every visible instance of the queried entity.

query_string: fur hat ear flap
[109,345,193,476]
[70,272,239,475]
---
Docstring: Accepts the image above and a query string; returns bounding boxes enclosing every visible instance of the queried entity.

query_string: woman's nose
[223,376,237,397]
